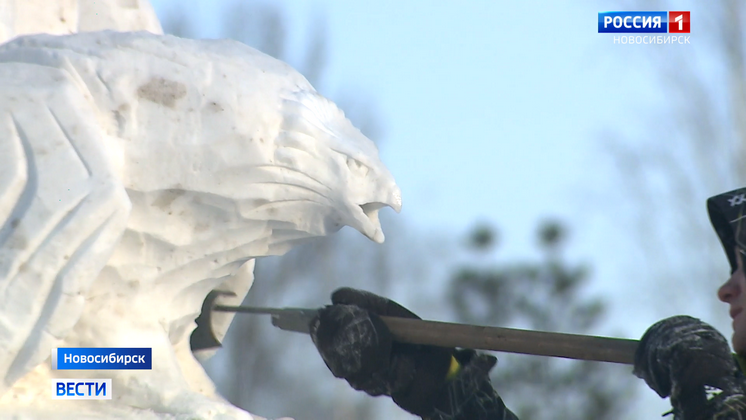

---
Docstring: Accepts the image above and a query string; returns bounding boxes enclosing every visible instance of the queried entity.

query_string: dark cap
[707,187,746,273]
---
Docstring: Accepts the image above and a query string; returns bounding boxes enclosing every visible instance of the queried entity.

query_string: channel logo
[668,11,690,33]
[598,12,690,33]
[52,379,112,400]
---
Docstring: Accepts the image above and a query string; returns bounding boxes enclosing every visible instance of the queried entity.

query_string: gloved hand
[310,288,517,419]
[634,316,746,419]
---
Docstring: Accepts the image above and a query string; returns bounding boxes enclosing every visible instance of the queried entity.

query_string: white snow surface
[0,0,164,43]
[0,30,400,419]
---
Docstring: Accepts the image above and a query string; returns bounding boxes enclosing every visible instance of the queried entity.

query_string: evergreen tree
[448,220,636,419]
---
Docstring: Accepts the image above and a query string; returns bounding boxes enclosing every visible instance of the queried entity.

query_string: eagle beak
[359,202,386,243]
[356,185,402,243]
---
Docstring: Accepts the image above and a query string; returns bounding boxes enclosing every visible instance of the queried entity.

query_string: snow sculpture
[0,31,401,419]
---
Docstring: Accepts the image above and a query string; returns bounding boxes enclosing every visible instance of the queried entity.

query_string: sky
[147,1,712,417]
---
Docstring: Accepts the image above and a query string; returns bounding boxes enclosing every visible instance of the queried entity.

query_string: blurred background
[146,0,744,418]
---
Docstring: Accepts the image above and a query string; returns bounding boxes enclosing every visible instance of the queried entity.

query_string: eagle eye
[346,157,370,177]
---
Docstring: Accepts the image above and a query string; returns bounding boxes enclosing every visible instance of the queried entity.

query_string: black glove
[634,316,746,419]
[310,288,518,419]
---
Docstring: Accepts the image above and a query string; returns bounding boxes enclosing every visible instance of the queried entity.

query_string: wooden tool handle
[380,316,639,365]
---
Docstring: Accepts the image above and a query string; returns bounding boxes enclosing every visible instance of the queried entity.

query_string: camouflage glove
[426,349,518,420]
[310,288,518,420]
[633,316,746,419]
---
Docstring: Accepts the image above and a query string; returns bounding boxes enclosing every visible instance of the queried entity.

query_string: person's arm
[310,288,518,420]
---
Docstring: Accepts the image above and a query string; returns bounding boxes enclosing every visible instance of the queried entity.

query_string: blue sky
[148,1,711,417]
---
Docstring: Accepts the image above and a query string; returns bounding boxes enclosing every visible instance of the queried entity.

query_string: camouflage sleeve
[422,351,519,420]
[633,316,746,419]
